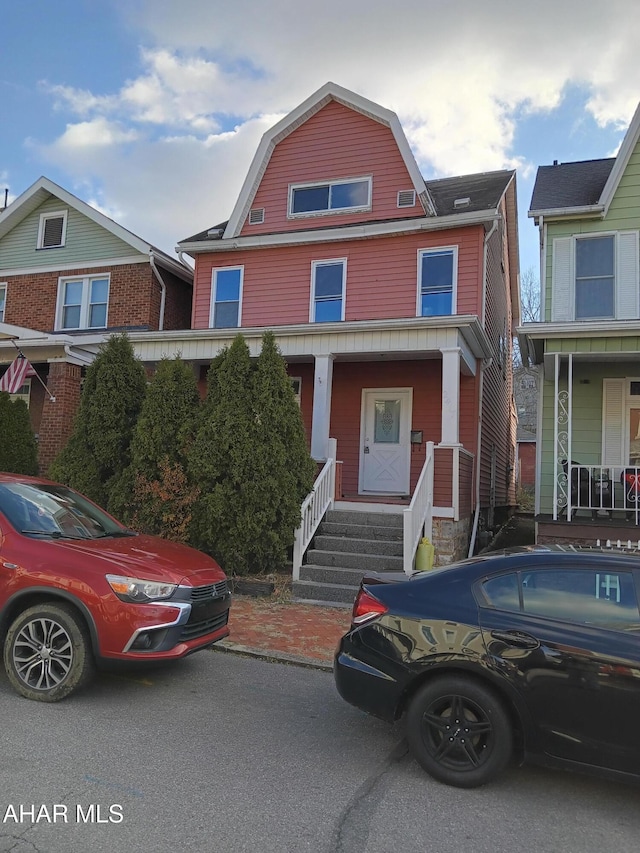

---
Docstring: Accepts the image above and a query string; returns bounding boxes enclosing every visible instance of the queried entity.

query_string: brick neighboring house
[0,176,193,471]
[128,82,520,573]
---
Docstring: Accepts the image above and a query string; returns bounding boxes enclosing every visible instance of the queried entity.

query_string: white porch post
[310,354,334,461]
[440,347,461,446]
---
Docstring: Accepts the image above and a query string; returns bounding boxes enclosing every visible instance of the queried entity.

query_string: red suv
[0,473,231,702]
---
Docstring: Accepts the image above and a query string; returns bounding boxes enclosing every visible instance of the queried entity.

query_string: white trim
[209,265,244,329]
[182,208,497,254]
[310,257,347,323]
[0,255,150,277]
[55,273,111,331]
[288,176,372,219]
[0,282,5,323]
[222,82,434,239]
[599,101,640,215]
[416,245,458,317]
[37,209,68,249]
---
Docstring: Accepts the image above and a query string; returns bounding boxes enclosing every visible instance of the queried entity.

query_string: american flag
[0,353,37,394]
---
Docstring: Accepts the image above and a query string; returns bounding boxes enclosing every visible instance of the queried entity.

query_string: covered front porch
[533,342,640,546]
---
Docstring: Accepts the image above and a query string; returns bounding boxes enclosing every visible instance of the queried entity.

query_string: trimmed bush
[0,392,38,475]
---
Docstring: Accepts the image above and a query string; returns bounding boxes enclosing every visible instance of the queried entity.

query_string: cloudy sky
[3,0,640,276]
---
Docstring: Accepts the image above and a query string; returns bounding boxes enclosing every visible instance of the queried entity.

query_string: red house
[130,82,519,596]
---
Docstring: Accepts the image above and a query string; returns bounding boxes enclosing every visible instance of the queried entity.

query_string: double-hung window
[56,275,109,330]
[210,267,243,329]
[290,178,371,218]
[38,210,67,249]
[551,231,639,322]
[0,284,6,323]
[311,259,346,322]
[418,247,457,317]
[575,236,615,319]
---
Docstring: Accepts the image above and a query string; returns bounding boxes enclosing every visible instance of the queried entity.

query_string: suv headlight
[106,574,177,603]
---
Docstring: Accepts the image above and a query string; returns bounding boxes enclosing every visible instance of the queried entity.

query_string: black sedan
[334,546,640,788]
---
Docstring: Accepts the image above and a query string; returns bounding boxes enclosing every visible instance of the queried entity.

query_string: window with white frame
[56,275,109,330]
[0,284,6,323]
[289,177,371,218]
[38,210,68,249]
[311,259,346,323]
[210,266,243,329]
[552,231,639,322]
[418,247,457,317]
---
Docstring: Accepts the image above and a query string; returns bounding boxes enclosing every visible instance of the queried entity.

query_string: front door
[360,389,411,495]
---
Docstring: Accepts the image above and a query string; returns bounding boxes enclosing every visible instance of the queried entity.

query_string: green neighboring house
[521,102,640,545]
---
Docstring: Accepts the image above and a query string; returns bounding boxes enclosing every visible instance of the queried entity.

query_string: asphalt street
[0,650,638,853]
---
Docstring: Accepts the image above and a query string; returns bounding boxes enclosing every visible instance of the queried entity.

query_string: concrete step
[299,563,371,587]
[292,579,360,606]
[306,549,404,572]
[319,520,403,541]
[313,534,403,556]
[325,509,403,529]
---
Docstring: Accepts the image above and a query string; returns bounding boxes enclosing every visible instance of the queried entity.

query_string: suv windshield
[0,482,132,540]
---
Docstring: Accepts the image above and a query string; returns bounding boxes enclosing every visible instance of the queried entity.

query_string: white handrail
[292,438,337,581]
[402,441,435,575]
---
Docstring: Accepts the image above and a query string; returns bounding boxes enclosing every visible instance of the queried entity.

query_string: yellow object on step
[415,537,435,571]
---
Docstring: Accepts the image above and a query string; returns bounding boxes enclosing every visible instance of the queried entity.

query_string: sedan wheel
[406,676,512,788]
[3,603,94,702]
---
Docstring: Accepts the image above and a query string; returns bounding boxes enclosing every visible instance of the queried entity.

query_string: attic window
[248,208,265,225]
[453,197,471,210]
[397,190,416,208]
[289,177,371,218]
[38,210,67,249]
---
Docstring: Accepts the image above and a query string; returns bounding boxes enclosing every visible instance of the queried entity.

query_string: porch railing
[292,438,337,581]
[403,441,435,575]
[560,462,640,523]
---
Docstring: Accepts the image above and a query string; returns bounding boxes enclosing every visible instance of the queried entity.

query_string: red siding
[239,100,422,237]
[193,226,484,329]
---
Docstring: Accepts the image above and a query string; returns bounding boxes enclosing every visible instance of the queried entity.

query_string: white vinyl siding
[552,231,639,321]
[602,378,625,465]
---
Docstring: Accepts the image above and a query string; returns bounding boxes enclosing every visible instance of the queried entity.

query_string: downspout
[468,218,499,557]
[149,251,167,331]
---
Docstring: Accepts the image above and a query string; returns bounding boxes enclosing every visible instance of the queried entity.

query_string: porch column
[440,347,461,446]
[310,354,334,461]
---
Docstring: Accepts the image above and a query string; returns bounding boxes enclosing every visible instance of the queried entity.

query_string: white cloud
[29,0,640,260]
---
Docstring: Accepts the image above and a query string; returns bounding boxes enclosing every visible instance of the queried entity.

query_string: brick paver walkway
[221,595,352,669]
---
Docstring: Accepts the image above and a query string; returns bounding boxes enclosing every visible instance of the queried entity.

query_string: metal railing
[292,438,337,581]
[403,441,435,575]
[560,462,640,524]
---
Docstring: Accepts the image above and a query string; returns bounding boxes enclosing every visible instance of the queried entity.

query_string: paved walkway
[218,595,352,671]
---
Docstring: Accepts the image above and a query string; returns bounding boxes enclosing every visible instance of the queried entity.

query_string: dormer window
[38,211,67,249]
[289,177,371,218]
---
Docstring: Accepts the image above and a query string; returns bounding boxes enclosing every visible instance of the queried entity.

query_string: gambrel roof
[529,100,640,219]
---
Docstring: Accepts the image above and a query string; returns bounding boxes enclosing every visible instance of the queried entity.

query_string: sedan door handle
[490,630,539,650]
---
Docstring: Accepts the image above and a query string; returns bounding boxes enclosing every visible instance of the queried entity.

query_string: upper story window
[311,259,346,323]
[289,177,371,218]
[418,247,457,317]
[56,275,109,331]
[210,266,243,329]
[575,236,615,319]
[552,231,639,322]
[0,284,6,323]
[38,210,68,249]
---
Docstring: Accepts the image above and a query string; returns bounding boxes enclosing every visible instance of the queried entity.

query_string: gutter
[149,251,168,332]
[468,219,499,558]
